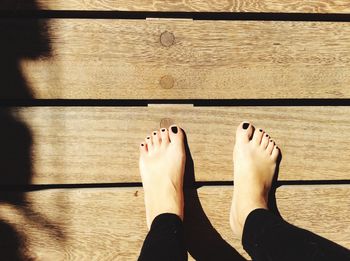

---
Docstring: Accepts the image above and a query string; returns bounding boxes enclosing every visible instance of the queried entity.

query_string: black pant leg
[242,208,350,261]
[138,213,187,261]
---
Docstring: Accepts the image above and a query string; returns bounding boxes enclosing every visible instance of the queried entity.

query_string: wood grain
[0,186,349,260]
[4,19,349,99]
[2,106,348,185]
[4,0,350,13]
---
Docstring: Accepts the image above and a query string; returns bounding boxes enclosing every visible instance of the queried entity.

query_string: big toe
[236,121,254,143]
[168,125,184,144]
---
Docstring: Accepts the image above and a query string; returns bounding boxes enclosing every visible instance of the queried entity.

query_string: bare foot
[230,122,280,238]
[139,125,186,229]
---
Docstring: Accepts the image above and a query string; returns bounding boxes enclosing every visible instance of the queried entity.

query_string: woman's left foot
[230,122,280,238]
[139,125,186,229]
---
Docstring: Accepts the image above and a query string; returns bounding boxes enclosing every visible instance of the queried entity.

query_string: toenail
[161,128,166,132]
[242,123,249,129]
[147,137,150,139]
[153,132,157,135]
[265,134,268,137]
[259,129,263,132]
[141,143,144,146]
[171,126,178,134]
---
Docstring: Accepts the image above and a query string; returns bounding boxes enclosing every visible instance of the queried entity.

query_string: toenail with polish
[242,123,249,129]
[171,126,178,134]
[265,134,268,137]
[141,144,144,146]
[161,129,165,132]
[147,137,150,139]
[259,129,263,132]
[153,132,157,135]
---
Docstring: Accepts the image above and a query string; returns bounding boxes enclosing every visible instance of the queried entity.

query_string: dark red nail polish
[259,129,263,132]
[141,144,144,146]
[147,137,150,139]
[161,129,165,132]
[153,132,157,135]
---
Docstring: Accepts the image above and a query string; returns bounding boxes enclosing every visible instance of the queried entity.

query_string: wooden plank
[3,0,350,13]
[2,19,349,99]
[0,186,349,260]
[2,106,349,185]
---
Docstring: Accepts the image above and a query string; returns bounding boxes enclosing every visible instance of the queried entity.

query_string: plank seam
[1,11,350,22]
[1,180,350,191]
[1,99,350,107]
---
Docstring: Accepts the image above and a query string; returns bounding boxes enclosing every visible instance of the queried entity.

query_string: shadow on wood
[182,130,246,261]
[0,0,65,258]
[0,0,50,99]
[0,220,29,260]
[268,151,283,219]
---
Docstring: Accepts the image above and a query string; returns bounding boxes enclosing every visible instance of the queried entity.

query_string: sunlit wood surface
[10,19,350,99]
[0,1,349,260]
[3,0,350,13]
[3,106,349,184]
[0,186,349,260]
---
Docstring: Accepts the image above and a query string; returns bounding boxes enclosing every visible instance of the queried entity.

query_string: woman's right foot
[139,125,186,230]
[230,122,280,238]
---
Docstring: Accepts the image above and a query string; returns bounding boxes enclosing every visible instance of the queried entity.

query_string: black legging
[138,209,350,261]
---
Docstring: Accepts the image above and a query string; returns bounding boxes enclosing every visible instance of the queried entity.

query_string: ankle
[241,203,268,226]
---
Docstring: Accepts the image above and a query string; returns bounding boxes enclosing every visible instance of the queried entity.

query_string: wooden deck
[0,1,349,260]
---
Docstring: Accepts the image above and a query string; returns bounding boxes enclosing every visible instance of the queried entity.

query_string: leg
[138,125,187,261]
[230,122,350,261]
[138,213,186,261]
[242,208,350,261]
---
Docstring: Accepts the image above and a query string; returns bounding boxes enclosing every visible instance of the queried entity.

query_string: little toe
[252,128,264,145]
[152,130,161,147]
[266,139,275,154]
[272,145,280,160]
[261,133,270,149]
[168,125,184,143]
[236,121,254,143]
[160,127,170,145]
[140,142,147,153]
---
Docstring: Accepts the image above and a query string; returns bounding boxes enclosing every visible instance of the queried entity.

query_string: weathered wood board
[0,186,349,260]
[2,19,350,99]
[1,106,349,185]
[3,0,350,13]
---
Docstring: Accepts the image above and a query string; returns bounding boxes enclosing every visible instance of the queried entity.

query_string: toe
[145,136,153,151]
[168,125,184,143]
[266,139,275,154]
[152,130,161,147]
[261,132,270,149]
[236,121,254,143]
[272,145,280,160]
[160,127,170,145]
[252,128,264,145]
[140,142,147,153]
